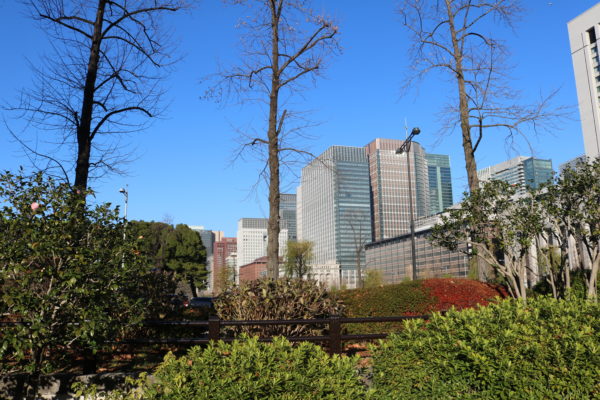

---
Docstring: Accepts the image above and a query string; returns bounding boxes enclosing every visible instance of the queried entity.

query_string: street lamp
[119,186,129,268]
[396,127,420,281]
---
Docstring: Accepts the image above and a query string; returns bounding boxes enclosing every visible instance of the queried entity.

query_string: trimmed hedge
[104,336,373,399]
[371,297,600,399]
[338,279,506,334]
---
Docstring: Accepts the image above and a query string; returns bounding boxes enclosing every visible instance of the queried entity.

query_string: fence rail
[119,314,432,355]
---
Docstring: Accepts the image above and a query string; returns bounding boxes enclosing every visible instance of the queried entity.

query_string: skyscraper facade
[365,138,430,241]
[212,237,237,293]
[425,154,453,215]
[569,3,600,159]
[478,156,553,194]
[280,193,297,241]
[298,146,372,287]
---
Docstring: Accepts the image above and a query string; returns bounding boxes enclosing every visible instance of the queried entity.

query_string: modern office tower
[365,138,430,241]
[426,154,453,215]
[236,218,288,280]
[298,146,372,287]
[477,156,553,194]
[212,237,237,293]
[569,3,600,159]
[280,193,297,241]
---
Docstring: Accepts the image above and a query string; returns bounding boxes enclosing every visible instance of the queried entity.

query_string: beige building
[569,3,600,159]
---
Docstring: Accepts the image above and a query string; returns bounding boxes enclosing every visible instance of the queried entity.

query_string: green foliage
[284,240,314,278]
[371,297,600,399]
[214,278,343,337]
[0,171,148,376]
[431,180,544,299]
[77,336,372,400]
[129,221,208,295]
[337,281,434,334]
[363,269,383,288]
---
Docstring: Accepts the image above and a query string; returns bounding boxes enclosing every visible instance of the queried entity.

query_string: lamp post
[396,127,420,281]
[119,186,129,268]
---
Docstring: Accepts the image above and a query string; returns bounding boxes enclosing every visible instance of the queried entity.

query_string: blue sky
[0,0,596,236]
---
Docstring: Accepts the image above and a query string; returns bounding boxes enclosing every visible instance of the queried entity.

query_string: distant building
[477,156,553,194]
[365,138,430,241]
[236,218,288,282]
[298,146,372,288]
[280,193,297,241]
[426,154,453,215]
[568,3,600,159]
[239,256,269,283]
[212,237,237,293]
[190,226,217,292]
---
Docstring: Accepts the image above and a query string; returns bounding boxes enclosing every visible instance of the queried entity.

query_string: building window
[589,27,597,44]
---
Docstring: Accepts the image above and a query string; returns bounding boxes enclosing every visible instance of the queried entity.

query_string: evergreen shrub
[371,297,600,399]
[88,336,373,400]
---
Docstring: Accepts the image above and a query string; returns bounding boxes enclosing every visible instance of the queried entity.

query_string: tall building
[365,138,430,241]
[426,154,453,215]
[236,218,288,281]
[212,237,237,293]
[280,193,297,241]
[190,226,216,292]
[569,4,600,159]
[478,156,553,194]
[298,146,372,287]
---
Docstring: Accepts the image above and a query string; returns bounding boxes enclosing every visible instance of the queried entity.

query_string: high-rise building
[212,237,237,293]
[298,146,372,287]
[478,156,553,194]
[280,193,297,241]
[569,4,600,159]
[365,138,430,241]
[190,226,216,292]
[236,218,288,281]
[426,154,453,215]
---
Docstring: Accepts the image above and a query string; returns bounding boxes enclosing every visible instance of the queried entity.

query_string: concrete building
[426,154,453,215]
[478,156,553,194]
[298,146,372,288]
[236,218,288,282]
[365,138,430,241]
[190,226,220,292]
[569,3,600,159]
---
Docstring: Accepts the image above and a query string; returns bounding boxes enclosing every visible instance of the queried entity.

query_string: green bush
[86,336,373,399]
[371,297,600,399]
[337,281,434,334]
[214,278,342,337]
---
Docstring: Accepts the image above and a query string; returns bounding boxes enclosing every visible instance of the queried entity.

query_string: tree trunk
[74,0,107,190]
[266,2,281,278]
[587,254,599,300]
[445,0,479,191]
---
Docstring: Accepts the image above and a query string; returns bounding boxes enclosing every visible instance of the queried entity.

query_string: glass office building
[426,154,453,215]
[298,146,372,287]
[478,156,553,195]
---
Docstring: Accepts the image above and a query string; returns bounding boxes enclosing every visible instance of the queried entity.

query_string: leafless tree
[5,0,185,190]
[398,0,569,192]
[208,0,339,277]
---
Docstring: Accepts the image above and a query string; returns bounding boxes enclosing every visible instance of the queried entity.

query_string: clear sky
[0,0,596,237]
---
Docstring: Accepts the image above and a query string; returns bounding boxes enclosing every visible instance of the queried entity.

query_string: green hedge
[112,336,373,399]
[371,297,600,399]
[337,281,434,334]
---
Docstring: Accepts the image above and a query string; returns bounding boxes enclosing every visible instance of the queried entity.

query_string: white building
[568,4,600,159]
[236,218,288,282]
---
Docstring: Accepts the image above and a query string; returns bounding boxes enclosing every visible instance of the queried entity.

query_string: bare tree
[346,210,371,289]
[398,0,568,192]
[208,0,339,277]
[6,0,185,190]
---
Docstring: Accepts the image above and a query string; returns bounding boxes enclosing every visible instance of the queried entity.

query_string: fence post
[208,316,221,342]
[329,314,341,355]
